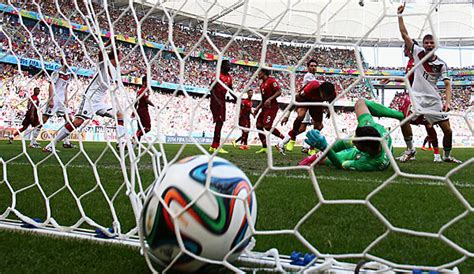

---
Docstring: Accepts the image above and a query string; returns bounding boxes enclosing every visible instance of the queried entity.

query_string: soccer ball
[141,155,257,272]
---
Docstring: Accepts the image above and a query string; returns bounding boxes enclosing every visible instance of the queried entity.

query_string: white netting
[0,0,473,273]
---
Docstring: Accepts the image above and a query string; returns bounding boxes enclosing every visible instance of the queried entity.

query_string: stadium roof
[113,0,474,47]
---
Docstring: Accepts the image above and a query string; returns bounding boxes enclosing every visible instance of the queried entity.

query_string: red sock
[433,147,440,154]
[212,122,223,148]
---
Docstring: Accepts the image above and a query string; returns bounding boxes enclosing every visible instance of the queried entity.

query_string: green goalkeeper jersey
[326,113,392,171]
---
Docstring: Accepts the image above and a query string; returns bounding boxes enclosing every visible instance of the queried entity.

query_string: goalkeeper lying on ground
[300,98,405,171]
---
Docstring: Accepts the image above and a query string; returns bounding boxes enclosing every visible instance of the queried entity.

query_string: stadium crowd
[1,64,471,146]
[0,1,472,147]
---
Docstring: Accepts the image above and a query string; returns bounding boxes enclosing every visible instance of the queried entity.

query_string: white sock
[53,127,71,146]
[116,124,126,144]
[281,135,291,145]
[63,138,71,145]
[30,127,41,144]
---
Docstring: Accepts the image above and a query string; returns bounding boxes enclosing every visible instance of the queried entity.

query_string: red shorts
[239,118,250,128]
[22,114,40,128]
[257,107,278,128]
[210,104,225,123]
[138,109,151,130]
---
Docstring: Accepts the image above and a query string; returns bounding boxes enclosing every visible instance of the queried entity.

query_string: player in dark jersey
[232,90,253,150]
[9,87,41,146]
[209,60,234,154]
[277,80,336,155]
[253,69,285,154]
[134,75,154,143]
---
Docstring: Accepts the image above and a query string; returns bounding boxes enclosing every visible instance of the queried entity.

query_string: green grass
[0,142,473,273]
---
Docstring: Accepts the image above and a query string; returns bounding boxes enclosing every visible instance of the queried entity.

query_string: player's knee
[144,127,151,133]
[314,123,323,131]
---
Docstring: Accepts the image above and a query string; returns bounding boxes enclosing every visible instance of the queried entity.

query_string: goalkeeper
[301,98,405,171]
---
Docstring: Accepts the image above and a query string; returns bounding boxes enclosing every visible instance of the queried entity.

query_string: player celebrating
[253,69,285,154]
[301,98,404,171]
[134,75,155,143]
[43,39,137,153]
[30,59,75,149]
[209,60,234,154]
[277,80,336,155]
[280,59,319,153]
[232,90,253,150]
[397,3,461,163]
[8,87,41,146]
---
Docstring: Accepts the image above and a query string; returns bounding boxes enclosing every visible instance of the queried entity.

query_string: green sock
[364,99,404,121]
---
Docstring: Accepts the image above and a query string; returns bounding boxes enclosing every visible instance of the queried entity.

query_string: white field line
[3,161,474,189]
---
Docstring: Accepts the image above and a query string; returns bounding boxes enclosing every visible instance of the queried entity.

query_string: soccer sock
[422,137,428,147]
[404,136,414,150]
[291,118,303,140]
[116,118,125,139]
[434,147,440,155]
[53,126,71,146]
[281,134,291,145]
[136,129,143,140]
[29,127,40,144]
[271,128,284,139]
[242,132,249,145]
[212,121,223,148]
[364,99,404,121]
[443,147,451,158]
[443,132,453,158]
[257,126,267,148]
[63,138,71,145]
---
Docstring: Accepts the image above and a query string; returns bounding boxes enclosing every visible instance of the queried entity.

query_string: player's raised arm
[397,3,414,50]
[98,38,112,62]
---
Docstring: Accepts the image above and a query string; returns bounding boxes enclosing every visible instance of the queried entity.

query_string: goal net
[0,0,472,272]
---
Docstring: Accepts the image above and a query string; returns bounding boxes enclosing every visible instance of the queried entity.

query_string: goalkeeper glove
[305,130,328,150]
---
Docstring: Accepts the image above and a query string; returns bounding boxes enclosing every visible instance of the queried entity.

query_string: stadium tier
[0,1,473,273]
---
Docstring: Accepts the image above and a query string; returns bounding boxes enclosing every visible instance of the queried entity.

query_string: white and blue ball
[141,155,257,272]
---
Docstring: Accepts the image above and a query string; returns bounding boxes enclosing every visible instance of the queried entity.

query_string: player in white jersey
[43,39,138,152]
[397,3,461,163]
[279,59,319,154]
[30,59,75,149]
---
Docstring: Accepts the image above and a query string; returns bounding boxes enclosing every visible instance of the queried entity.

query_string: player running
[253,69,285,154]
[209,60,234,154]
[43,38,138,153]
[280,59,320,154]
[134,75,155,143]
[397,3,461,163]
[30,59,75,149]
[232,90,253,150]
[301,99,403,171]
[8,87,41,146]
[276,79,336,155]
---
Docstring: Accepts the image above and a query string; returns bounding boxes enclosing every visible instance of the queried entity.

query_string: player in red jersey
[232,90,253,150]
[209,60,234,154]
[134,75,155,143]
[253,69,285,154]
[9,87,41,146]
[276,80,336,155]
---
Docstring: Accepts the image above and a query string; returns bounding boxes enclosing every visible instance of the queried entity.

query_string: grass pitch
[0,142,473,273]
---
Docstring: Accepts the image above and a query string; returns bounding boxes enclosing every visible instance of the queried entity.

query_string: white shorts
[76,97,114,120]
[413,99,448,125]
[44,102,70,117]
[302,111,312,124]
